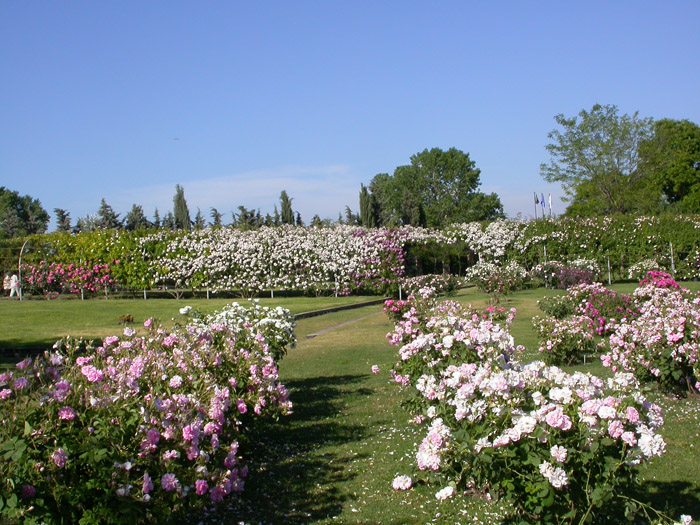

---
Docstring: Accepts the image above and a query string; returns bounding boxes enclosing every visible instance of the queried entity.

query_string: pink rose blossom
[51,448,68,468]
[371,365,380,374]
[620,431,637,447]
[625,406,640,423]
[161,473,180,492]
[81,365,104,383]
[142,472,153,494]
[58,407,76,420]
[209,486,225,502]
[608,419,625,439]
[392,475,412,490]
[13,377,29,390]
[195,479,208,495]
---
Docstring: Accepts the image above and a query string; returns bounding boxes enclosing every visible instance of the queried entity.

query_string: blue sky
[2,1,699,228]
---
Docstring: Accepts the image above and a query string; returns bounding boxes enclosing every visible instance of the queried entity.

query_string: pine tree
[54,208,72,232]
[273,205,281,226]
[194,208,206,229]
[295,212,304,226]
[124,204,150,231]
[162,212,176,230]
[153,209,161,229]
[280,191,294,225]
[173,185,192,230]
[96,198,122,229]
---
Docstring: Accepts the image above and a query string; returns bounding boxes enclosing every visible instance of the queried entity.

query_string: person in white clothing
[9,274,19,298]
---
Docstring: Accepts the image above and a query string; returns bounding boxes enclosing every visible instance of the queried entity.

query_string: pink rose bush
[0,302,294,524]
[384,293,678,523]
[534,282,640,365]
[602,280,700,394]
[21,261,116,299]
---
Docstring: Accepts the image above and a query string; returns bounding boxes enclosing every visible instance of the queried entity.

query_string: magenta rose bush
[0,302,294,524]
[383,293,684,524]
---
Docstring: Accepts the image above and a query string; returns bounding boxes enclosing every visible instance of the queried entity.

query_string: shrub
[568,282,638,337]
[602,285,700,395]
[0,303,295,524]
[383,293,674,524]
[627,259,661,281]
[537,294,576,319]
[465,260,527,298]
[401,273,460,298]
[533,315,601,365]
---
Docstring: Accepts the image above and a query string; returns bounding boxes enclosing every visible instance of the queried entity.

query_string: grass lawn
[2,286,699,523]
[0,295,376,355]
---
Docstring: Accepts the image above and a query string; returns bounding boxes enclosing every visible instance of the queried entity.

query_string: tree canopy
[0,187,50,238]
[639,118,700,213]
[367,147,503,227]
[541,104,660,216]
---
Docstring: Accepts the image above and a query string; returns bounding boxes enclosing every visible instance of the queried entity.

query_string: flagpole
[534,192,538,220]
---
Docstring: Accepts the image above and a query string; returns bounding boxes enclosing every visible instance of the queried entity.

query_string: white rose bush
[0,302,295,524]
[384,289,681,524]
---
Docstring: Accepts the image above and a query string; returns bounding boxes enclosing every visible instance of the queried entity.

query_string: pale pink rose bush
[384,291,684,523]
[0,302,295,523]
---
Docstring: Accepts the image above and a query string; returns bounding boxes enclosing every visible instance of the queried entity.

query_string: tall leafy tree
[280,191,294,225]
[639,118,700,213]
[54,208,72,233]
[541,104,657,216]
[124,204,150,231]
[173,184,192,230]
[0,187,50,238]
[96,198,122,229]
[367,148,501,227]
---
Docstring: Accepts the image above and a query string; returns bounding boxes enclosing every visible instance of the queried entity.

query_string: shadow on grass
[0,339,55,364]
[194,374,374,524]
[630,480,700,521]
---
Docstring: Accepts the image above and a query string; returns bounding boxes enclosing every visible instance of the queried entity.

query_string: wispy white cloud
[110,165,361,223]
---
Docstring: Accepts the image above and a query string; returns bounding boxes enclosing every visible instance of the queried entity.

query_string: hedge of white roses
[383,292,693,524]
[0,302,295,524]
[12,214,700,298]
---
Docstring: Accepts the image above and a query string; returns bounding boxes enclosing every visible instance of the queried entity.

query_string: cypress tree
[173,184,192,230]
[359,184,377,227]
[280,191,294,225]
